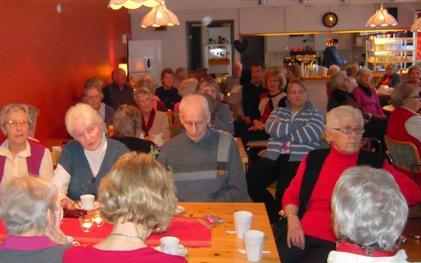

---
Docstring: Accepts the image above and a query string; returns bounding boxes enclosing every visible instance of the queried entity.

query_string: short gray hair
[0,177,67,244]
[179,78,198,97]
[133,87,153,102]
[83,77,104,99]
[65,103,106,138]
[356,67,371,82]
[0,103,32,135]
[391,83,420,106]
[332,166,408,251]
[113,105,141,137]
[328,72,347,90]
[326,105,363,130]
[179,94,210,120]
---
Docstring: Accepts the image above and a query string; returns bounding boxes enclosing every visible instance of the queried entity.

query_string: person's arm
[282,157,308,249]
[290,110,325,145]
[405,115,421,142]
[383,161,421,205]
[39,149,54,181]
[265,108,291,139]
[352,88,363,107]
[214,138,247,202]
[374,93,386,118]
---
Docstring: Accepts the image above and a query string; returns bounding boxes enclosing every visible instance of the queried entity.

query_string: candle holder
[92,213,104,227]
[79,216,94,233]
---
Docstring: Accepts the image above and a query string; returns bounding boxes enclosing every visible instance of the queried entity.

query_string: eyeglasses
[409,96,420,101]
[331,126,365,135]
[4,120,28,127]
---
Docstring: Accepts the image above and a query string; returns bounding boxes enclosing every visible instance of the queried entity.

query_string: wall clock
[322,12,338,28]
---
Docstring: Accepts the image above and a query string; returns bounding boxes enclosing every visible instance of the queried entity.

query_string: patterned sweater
[264,101,324,162]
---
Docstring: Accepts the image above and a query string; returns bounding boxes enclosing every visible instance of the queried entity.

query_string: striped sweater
[264,101,324,162]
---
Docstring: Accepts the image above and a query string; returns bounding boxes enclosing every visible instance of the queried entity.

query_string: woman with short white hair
[83,77,115,126]
[0,176,71,262]
[52,103,128,208]
[133,88,170,147]
[328,166,409,263]
[63,152,187,263]
[0,103,53,187]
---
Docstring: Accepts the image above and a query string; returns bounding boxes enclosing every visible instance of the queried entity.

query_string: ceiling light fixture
[411,17,421,32]
[140,1,180,28]
[108,0,158,10]
[365,3,398,28]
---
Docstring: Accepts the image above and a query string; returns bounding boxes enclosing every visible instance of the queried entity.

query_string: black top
[102,83,134,110]
[241,82,265,121]
[113,136,155,153]
[155,86,181,111]
[327,89,358,111]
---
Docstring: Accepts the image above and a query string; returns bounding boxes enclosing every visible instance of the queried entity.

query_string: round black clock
[322,12,338,28]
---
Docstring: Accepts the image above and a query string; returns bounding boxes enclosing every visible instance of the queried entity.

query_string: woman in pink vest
[386,83,421,182]
[0,103,53,187]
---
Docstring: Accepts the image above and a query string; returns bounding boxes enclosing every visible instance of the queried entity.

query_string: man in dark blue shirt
[103,68,134,110]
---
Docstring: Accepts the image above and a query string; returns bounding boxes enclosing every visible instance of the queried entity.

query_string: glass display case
[204,44,232,75]
[366,35,414,71]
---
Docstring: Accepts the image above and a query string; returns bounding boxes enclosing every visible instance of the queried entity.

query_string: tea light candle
[80,218,93,232]
[92,214,103,227]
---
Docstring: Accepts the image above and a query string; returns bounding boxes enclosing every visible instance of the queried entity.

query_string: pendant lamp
[140,1,180,28]
[366,4,398,28]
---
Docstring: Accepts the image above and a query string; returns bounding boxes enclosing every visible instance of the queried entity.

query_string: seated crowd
[0,62,420,263]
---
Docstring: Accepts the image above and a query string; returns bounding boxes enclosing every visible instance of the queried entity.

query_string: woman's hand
[287,215,305,249]
[248,120,265,131]
[60,197,75,210]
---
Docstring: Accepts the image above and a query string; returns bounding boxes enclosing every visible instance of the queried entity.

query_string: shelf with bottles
[365,35,414,70]
[204,44,232,75]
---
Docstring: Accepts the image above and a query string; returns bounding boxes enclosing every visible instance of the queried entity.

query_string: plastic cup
[234,211,253,239]
[160,236,180,255]
[244,230,265,262]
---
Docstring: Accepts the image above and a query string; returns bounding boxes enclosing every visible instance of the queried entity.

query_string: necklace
[109,232,144,240]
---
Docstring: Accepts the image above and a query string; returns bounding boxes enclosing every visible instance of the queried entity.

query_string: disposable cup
[244,230,265,262]
[234,211,253,239]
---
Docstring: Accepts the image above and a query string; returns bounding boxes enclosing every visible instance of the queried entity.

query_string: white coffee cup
[234,211,253,239]
[244,230,265,262]
[160,236,180,255]
[80,194,95,210]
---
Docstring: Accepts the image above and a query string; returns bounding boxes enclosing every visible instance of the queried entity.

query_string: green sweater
[158,129,247,202]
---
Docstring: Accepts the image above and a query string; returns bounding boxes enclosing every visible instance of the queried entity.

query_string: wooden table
[235,138,248,173]
[181,202,280,263]
[401,218,421,262]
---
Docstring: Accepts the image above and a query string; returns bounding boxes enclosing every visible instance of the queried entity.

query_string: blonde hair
[65,103,106,138]
[113,105,141,137]
[0,177,68,244]
[99,152,177,230]
[133,87,153,102]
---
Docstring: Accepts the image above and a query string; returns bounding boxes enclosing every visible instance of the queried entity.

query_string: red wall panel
[0,2,130,142]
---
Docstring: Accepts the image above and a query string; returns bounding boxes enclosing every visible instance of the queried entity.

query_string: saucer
[175,205,185,216]
[75,201,100,212]
[155,244,188,257]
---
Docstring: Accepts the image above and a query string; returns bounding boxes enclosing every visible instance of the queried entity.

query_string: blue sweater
[58,138,128,200]
[264,101,324,162]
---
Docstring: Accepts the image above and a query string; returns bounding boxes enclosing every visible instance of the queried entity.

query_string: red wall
[0,2,130,142]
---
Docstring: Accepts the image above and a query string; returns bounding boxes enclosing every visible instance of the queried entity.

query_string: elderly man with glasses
[157,94,247,202]
[278,105,421,263]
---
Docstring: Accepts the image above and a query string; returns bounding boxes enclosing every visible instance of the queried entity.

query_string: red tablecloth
[0,216,211,248]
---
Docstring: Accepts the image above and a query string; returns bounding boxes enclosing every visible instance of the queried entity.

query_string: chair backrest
[384,135,421,174]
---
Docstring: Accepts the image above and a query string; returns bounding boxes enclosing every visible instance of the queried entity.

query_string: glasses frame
[331,126,365,135]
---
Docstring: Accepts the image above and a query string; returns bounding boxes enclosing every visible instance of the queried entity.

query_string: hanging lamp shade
[140,1,180,28]
[411,17,421,32]
[365,4,398,28]
[108,0,159,10]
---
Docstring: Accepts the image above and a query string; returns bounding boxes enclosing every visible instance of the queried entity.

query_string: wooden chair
[384,135,421,180]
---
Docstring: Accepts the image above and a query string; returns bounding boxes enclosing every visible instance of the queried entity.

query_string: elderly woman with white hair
[0,176,71,263]
[0,103,53,187]
[133,88,171,147]
[279,105,421,263]
[328,166,409,263]
[52,103,128,208]
[83,77,115,126]
[198,80,234,134]
[63,152,187,263]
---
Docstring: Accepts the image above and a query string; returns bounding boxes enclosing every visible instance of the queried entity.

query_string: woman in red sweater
[279,106,421,263]
[63,153,187,263]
